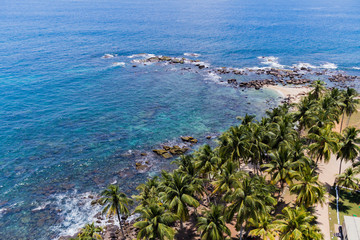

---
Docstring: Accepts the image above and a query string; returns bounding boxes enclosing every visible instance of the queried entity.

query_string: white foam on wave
[204,72,223,83]
[111,62,125,67]
[319,62,337,69]
[184,52,201,57]
[51,191,104,239]
[0,207,9,218]
[191,61,211,68]
[258,56,285,69]
[352,67,360,70]
[31,201,51,212]
[128,53,156,59]
[292,62,317,69]
[101,54,116,59]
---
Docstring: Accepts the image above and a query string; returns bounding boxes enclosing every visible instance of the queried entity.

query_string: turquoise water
[1,0,360,239]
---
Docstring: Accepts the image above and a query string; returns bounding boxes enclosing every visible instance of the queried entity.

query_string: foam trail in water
[51,191,104,239]
[258,56,285,69]
[204,72,223,84]
[128,53,155,59]
[112,62,125,67]
[292,62,317,69]
[353,67,360,70]
[184,53,201,57]
[101,54,116,59]
[319,62,337,69]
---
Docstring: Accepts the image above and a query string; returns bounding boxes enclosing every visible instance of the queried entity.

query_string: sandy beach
[265,85,312,103]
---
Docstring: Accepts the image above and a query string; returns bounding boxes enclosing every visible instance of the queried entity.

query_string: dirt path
[315,155,353,240]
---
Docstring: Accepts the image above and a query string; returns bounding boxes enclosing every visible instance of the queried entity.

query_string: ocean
[1,0,360,239]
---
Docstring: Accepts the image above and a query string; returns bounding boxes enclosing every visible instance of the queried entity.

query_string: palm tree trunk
[340,113,345,133]
[347,113,352,129]
[116,208,125,239]
[180,219,184,230]
[239,225,244,240]
[338,158,344,175]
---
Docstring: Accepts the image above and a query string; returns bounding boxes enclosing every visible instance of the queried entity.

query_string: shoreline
[264,84,312,103]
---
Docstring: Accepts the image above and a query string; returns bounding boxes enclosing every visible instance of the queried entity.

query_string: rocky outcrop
[181,136,198,144]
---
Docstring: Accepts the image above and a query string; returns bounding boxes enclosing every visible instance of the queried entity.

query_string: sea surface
[1,0,360,239]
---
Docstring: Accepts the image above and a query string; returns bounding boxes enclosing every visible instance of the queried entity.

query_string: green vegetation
[329,188,360,239]
[75,82,360,240]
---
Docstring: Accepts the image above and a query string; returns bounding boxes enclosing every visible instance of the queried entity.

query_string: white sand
[264,85,311,103]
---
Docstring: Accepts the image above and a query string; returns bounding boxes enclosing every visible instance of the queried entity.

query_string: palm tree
[132,176,160,207]
[194,144,220,180]
[290,166,325,208]
[308,124,339,163]
[268,114,298,149]
[172,155,199,178]
[218,125,251,167]
[237,113,256,126]
[273,206,323,240]
[337,127,360,174]
[247,122,270,173]
[262,145,298,195]
[340,88,359,132]
[74,223,103,240]
[100,185,133,238]
[211,161,244,201]
[197,204,231,240]
[315,94,342,127]
[226,175,276,240]
[160,171,199,228]
[336,167,360,191]
[248,214,276,240]
[309,80,326,100]
[134,202,177,240]
[294,96,315,133]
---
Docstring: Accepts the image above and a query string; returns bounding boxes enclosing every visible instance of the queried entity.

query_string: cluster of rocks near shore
[133,136,200,172]
[133,55,360,90]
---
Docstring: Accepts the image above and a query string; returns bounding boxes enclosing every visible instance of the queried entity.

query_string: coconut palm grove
[67,81,360,240]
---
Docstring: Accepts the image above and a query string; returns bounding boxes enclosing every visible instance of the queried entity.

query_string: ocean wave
[111,62,125,67]
[0,207,9,218]
[191,61,211,68]
[319,62,337,69]
[51,191,104,239]
[184,53,201,57]
[204,72,222,83]
[31,201,51,212]
[128,53,155,59]
[101,54,116,59]
[352,67,360,70]
[258,56,285,69]
[292,62,317,69]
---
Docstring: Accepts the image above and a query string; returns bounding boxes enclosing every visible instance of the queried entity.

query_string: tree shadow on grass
[329,198,351,214]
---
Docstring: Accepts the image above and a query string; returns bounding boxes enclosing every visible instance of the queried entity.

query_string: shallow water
[1,0,360,239]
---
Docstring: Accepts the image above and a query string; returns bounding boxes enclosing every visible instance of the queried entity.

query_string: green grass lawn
[328,188,360,239]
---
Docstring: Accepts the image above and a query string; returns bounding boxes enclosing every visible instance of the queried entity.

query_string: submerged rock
[152,149,168,155]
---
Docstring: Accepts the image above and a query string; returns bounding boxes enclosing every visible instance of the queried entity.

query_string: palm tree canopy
[337,127,360,163]
[290,166,325,208]
[100,184,133,217]
[74,223,103,240]
[308,124,339,163]
[160,171,199,221]
[273,206,323,240]
[226,175,276,230]
[134,203,177,240]
[248,214,276,240]
[262,145,299,189]
[197,204,231,240]
[336,167,360,190]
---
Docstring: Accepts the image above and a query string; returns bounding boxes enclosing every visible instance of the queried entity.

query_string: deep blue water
[1,0,360,239]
